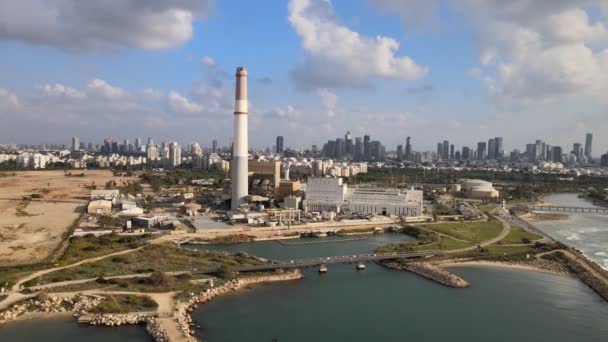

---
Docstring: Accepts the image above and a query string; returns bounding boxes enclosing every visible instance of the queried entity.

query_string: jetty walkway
[527,205,608,215]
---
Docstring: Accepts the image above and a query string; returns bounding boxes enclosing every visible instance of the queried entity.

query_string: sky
[0,0,607,155]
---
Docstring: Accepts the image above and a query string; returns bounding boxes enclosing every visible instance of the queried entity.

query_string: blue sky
[0,0,607,155]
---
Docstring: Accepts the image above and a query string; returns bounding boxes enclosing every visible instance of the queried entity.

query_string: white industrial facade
[303,177,423,217]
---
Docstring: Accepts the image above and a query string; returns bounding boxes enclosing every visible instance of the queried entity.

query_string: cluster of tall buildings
[434,137,504,162]
[519,133,592,165]
[321,131,386,162]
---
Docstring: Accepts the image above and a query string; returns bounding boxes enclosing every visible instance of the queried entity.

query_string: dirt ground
[0,170,137,266]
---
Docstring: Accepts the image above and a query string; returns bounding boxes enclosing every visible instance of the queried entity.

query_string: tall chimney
[231,66,248,210]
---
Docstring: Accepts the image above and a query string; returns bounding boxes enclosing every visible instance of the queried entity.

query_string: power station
[231,66,249,209]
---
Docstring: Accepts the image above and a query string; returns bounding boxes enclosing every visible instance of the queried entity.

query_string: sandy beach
[438,260,571,277]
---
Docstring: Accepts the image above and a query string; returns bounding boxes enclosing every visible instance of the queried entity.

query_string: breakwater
[382,261,470,288]
[175,270,303,340]
[542,250,608,302]
[0,294,102,325]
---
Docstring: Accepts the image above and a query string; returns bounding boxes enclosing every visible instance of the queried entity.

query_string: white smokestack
[231,66,248,210]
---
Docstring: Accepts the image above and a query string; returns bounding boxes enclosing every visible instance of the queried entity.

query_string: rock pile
[146,318,170,342]
[89,313,153,326]
[0,294,102,325]
[175,279,241,337]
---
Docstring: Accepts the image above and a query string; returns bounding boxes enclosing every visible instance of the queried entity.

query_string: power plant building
[303,177,423,217]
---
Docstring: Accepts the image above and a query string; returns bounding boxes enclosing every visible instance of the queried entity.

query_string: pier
[527,205,608,215]
[194,250,441,274]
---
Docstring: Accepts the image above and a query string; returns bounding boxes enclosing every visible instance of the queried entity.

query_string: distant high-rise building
[477,142,487,160]
[354,137,363,161]
[585,133,593,160]
[71,136,79,151]
[363,135,371,161]
[212,139,218,153]
[494,137,503,160]
[405,136,412,160]
[552,146,563,163]
[397,145,404,160]
[488,139,495,160]
[573,143,583,161]
[462,146,470,160]
[437,143,443,160]
[169,142,182,168]
[276,136,284,154]
[135,138,141,150]
[526,144,535,161]
[336,138,345,159]
[449,144,455,160]
[535,140,542,161]
[147,137,154,146]
[443,140,449,160]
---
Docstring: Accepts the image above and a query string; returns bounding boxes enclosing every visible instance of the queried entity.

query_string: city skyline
[1,1,607,152]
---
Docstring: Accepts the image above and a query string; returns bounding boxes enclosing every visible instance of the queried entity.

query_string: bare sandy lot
[0,170,137,266]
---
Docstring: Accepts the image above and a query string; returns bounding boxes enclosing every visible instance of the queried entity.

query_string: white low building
[303,177,423,217]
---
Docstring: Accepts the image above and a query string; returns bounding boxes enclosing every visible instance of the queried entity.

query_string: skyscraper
[487,139,495,160]
[535,140,542,161]
[443,140,449,160]
[397,144,403,160]
[212,139,218,153]
[449,144,455,160]
[276,136,284,154]
[494,137,503,160]
[405,136,412,160]
[437,143,443,160]
[354,137,363,161]
[477,142,487,160]
[573,143,583,161]
[363,135,371,161]
[71,136,79,151]
[585,133,593,160]
[462,146,470,160]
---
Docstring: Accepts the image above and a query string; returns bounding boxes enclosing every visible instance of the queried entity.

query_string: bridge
[193,250,443,274]
[528,205,608,215]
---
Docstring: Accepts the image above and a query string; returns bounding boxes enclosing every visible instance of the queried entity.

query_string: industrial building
[303,177,423,217]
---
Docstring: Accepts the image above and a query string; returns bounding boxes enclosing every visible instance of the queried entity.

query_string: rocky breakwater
[0,294,102,325]
[146,318,170,342]
[385,262,470,288]
[175,270,304,339]
[89,312,154,326]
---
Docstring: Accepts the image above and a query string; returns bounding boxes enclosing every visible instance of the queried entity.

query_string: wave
[566,233,580,241]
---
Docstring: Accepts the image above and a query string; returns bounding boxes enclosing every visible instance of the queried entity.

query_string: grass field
[92,294,157,314]
[498,226,543,244]
[419,218,503,244]
[57,234,150,265]
[27,244,265,286]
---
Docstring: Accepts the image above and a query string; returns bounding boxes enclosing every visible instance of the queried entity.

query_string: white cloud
[0,0,210,51]
[200,56,215,66]
[87,79,128,99]
[288,0,428,90]
[36,83,86,99]
[168,91,203,113]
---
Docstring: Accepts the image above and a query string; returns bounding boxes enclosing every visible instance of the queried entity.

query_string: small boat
[356,263,366,270]
[319,264,328,273]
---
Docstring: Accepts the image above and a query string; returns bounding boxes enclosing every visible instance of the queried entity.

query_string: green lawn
[376,235,472,254]
[478,205,496,213]
[419,218,503,244]
[498,226,543,244]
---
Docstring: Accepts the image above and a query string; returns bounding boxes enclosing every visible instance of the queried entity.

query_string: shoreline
[438,260,571,277]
